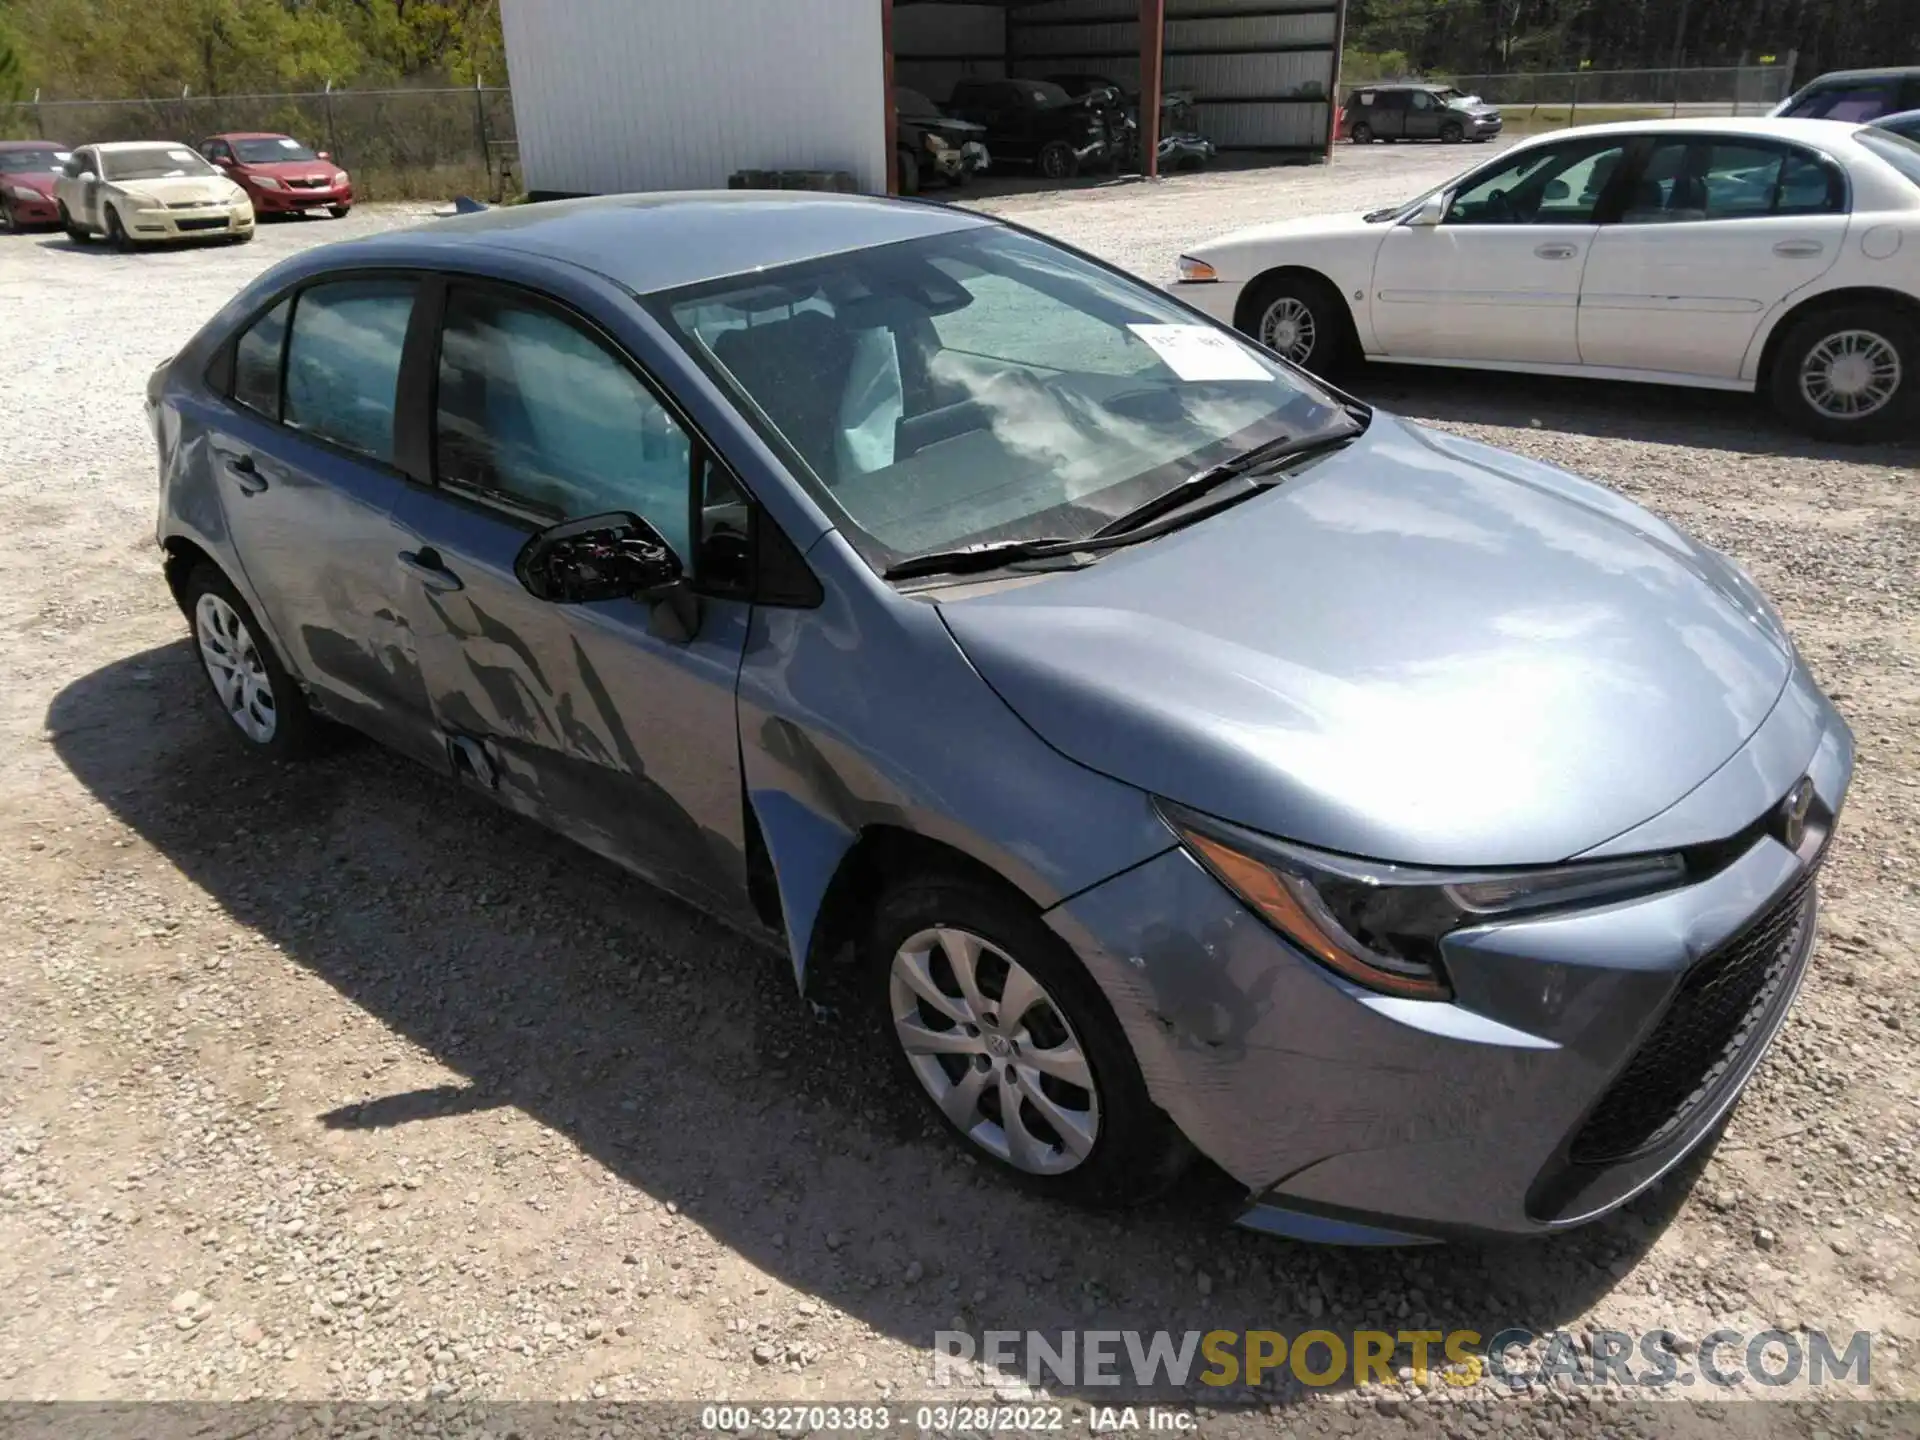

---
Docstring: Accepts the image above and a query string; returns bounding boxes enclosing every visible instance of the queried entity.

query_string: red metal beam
[1139,0,1164,180]
[883,0,898,195]
[1324,0,1348,162]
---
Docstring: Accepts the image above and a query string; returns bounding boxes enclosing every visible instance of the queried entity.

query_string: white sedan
[1173,118,1920,440]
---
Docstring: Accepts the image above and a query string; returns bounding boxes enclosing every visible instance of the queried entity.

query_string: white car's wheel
[1239,272,1355,377]
[1770,304,1917,444]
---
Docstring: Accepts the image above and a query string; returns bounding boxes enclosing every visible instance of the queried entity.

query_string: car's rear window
[1856,127,1920,189]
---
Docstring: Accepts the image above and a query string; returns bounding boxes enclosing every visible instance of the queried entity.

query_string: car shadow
[48,637,1717,1400]
[1352,362,1920,461]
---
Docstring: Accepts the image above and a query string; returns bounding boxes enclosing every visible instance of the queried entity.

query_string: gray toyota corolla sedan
[148,193,1852,1244]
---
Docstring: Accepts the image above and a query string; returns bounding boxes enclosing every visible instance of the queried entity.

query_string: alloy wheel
[1260,296,1319,365]
[889,926,1100,1175]
[194,592,278,744]
[1799,329,1902,421]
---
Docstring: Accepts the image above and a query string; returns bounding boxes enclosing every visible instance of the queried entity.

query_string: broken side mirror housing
[514,512,698,638]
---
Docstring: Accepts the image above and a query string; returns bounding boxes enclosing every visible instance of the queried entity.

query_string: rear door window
[1621,140,1845,223]
[232,298,291,418]
[282,278,417,463]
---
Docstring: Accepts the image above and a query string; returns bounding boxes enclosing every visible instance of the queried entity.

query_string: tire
[1768,304,1918,443]
[868,875,1190,1208]
[1440,121,1465,143]
[1350,121,1374,144]
[896,148,920,198]
[0,201,14,234]
[1239,270,1356,377]
[104,204,130,250]
[181,563,325,760]
[1037,140,1077,181]
[327,203,351,219]
[60,203,90,244]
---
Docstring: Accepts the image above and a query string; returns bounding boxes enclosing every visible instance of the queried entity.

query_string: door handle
[1534,243,1579,259]
[1773,240,1824,257]
[224,453,268,495]
[399,548,464,594]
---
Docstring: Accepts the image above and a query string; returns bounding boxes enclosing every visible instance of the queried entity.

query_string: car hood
[114,176,242,206]
[5,173,57,195]
[1191,210,1381,261]
[240,161,342,180]
[937,414,1794,867]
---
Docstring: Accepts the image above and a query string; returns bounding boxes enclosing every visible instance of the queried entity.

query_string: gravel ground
[1,148,1916,1434]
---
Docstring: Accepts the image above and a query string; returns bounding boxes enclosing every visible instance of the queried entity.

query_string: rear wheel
[869,875,1189,1207]
[1239,270,1356,377]
[1038,140,1077,181]
[1769,304,1917,443]
[182,564,325,760]
[1350,120,1375,143]
[0,200,14,234]
[1440,120,1465,143]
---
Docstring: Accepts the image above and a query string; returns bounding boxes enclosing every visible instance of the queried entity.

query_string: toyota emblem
[1778,778,1816,853]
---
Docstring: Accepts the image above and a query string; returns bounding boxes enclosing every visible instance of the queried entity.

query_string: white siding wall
[500,0,887,196]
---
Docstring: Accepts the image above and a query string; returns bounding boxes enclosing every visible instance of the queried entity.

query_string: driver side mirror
[514,512,700,640]
[1408,193,1448,227]
[76,170,96,183]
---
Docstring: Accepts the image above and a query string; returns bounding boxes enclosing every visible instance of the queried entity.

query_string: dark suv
[946,78,1112,179]
[1773,67,1920,123]
[1342,83,1502,143]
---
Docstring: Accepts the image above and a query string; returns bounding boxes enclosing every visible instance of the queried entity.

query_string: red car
[0,139,73,231]
[198,132,353,218]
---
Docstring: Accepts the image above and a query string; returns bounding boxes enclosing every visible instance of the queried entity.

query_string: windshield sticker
[166,148,196,162]
[1128,324,1271,382]
[278,138,302,149]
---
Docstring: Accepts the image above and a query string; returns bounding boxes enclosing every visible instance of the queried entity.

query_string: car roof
[321,190,995,297]
[0,138,67,150]
[1798,66,1920,83]
[1503,115,1878,147]
[1352,82,1445,91]
[205,132,296,141]
[91,140,200,152]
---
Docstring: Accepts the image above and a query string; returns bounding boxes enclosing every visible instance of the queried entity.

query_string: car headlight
[1175,255,1218,282]
[331,171,349,187]
[1159,801,1687,1001]
[8,185,43,201]
[251,175,283,190]
[923,133,951,155]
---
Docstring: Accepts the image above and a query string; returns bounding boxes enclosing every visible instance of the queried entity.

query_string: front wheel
[104,204,131,250]
[896,147,920,198]
[869,877,1189,1207]
[1769,305,1917,443]
[1037,140,1078,181]
[60,203,91,244]
[1440,121,1465,143]
[327,203,352,219]
[1239,271,1355,377]
[183,565,325,760]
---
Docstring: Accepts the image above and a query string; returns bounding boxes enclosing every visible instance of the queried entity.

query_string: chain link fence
[1,86,517,201]
[1434,65,1798,132]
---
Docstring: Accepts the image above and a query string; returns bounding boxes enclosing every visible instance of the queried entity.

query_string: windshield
[1026,81,1074,107]
[896,89,938,118]
[232,136,318,163]
[1782,78,1908,122]
[101,146,217,181]
[655,225,1355,571]
[1857,127,1920,188]
[0,148,68,174]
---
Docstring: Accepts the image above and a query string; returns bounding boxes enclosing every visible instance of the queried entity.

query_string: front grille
[166,201,208,210]
[1567,861,1819,1165]
[286,177,328,189]
[176,217,229,231]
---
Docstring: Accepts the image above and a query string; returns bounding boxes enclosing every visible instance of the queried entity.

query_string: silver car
[147,193,1851,1242]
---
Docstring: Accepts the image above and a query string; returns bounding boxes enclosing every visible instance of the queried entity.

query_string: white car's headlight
[1160,800,1688,1001]
[1176,255,1218,282]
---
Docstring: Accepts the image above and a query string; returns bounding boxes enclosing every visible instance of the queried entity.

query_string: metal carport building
[500,0,1345,199]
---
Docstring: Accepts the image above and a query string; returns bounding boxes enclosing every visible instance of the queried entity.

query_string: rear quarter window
[282,278,417,463]
[1856,128,1920,190]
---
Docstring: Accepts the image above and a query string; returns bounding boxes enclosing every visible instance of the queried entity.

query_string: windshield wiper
[883,536,1101,581]
[1092,429,1358,539]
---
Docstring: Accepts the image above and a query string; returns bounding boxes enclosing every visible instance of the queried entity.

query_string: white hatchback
[1173,118,1920,440]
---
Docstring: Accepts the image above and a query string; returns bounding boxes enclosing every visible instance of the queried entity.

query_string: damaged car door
[388,278,752,913]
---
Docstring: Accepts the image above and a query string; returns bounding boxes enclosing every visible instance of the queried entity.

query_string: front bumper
[5,191,60,225]
[1168,278,1245,329]
[250,182,352,212]
[1043,664,1853,1241]
[130,204,254,240]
